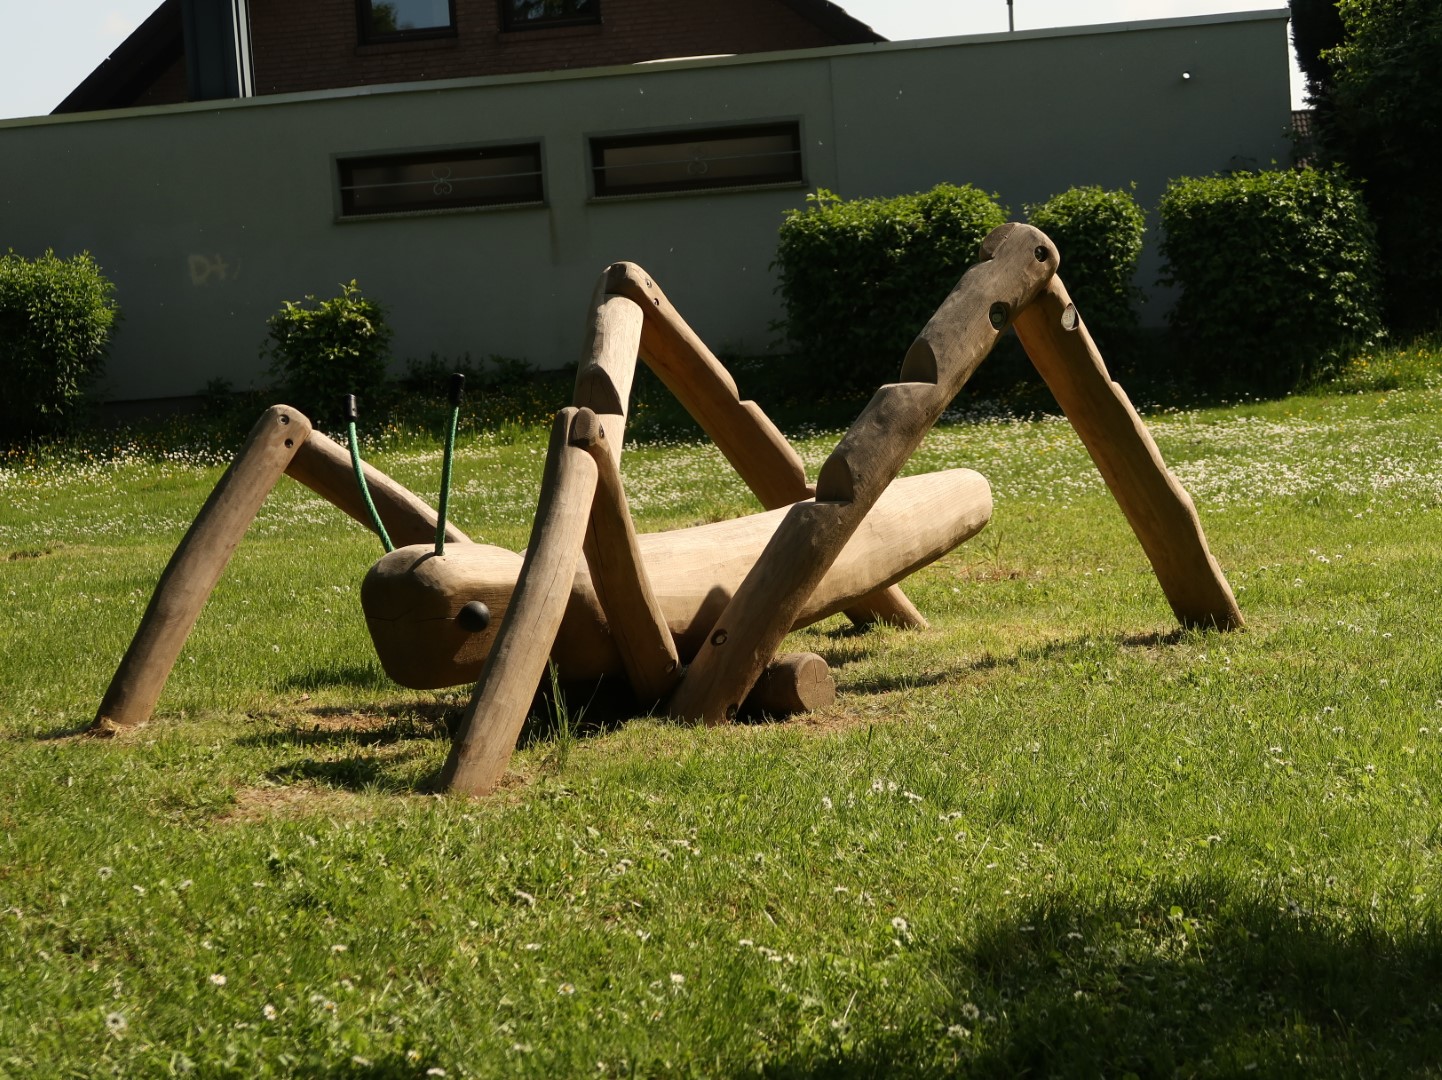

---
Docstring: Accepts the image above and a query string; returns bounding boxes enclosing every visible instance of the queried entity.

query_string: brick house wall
[253,0,849,94]
[131,58,189,108]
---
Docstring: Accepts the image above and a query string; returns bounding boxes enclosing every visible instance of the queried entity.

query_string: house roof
[778,0,884,44]
[53,0,182,114]
[53,0,883,115]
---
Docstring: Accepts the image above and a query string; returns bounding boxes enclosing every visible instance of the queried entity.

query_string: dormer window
[501,0,599,32]
[358,0,458,43]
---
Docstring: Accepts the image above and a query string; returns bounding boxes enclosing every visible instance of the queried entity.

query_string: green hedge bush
[263,280,392,427]
[774,184,1008,389]
[1025,185,1145,344]
[1159,168,1385,394]
[0,249,119,442]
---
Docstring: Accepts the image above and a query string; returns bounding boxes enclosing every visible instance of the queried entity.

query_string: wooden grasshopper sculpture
[92,224,1242,796]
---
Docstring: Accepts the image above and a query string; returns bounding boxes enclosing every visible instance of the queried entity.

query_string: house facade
[57,0,882,112]
[1,10,1293,405]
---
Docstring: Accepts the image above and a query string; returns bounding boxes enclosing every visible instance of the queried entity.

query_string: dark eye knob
[457,601,491,633]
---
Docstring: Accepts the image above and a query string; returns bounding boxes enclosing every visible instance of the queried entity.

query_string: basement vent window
[502,0,599,31]
[590,122,804,198]
[358,0,457,43]
[337,144,544,218]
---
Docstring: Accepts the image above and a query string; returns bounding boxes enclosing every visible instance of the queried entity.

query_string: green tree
[1316,0,1442,330]
[1288,0,1344,102]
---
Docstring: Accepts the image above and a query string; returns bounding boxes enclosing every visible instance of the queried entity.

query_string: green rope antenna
[345,394,394,554]
[435,373,465,556]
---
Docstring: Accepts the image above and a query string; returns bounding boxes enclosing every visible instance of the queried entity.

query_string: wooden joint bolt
[568,407,604,450]
[979,222,1059,270]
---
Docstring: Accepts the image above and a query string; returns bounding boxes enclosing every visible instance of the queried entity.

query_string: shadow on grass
[238,702,458,749]
[1014,628,1190,663]
[276,663,394,693]
[236,679,633,794]
[265,751,434,794]
[234,703,455,794]
[754,877,1442,1078]
[822,620,886,643]
[33,720,105,741]
[823,627,1192,699]
[839,668,954,696]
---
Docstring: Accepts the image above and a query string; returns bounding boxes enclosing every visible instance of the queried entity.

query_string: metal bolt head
[457,601,492,633]
[711,629,728,647]
[988,302,1009,330]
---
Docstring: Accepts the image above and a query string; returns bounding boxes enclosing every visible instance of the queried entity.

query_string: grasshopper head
[360,543,523,690]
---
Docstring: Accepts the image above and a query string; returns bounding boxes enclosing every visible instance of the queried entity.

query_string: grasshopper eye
[456,601,491,633]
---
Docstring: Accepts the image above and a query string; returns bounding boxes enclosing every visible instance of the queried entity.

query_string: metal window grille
[338,145,544,217]
[591,123,803,198]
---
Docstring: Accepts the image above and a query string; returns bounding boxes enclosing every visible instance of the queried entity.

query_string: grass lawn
[2,342,1441,1077]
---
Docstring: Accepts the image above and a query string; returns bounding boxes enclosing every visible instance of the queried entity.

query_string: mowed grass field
[2,344,1441,1077]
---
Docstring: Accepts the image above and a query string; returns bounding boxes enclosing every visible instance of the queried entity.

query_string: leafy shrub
[1158,168,1384,394]
[0,249,118,442]
[263,280,392,427]
[1025,185,1145,344]
[774,184,1008,389]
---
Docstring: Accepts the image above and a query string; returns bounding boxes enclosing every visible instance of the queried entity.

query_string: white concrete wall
[0,11,1291,403]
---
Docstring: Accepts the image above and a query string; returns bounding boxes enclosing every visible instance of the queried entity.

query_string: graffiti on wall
[188,254,239,286]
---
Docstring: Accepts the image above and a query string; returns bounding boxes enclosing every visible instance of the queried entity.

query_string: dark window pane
[591,124,803,197]
[502,0,598,31]
[361,0,455,41]
[339,145,543,217]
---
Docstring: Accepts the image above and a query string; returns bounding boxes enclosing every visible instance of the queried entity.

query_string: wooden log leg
[285,429,471,549]
[438,408,599,796]
[1011,277,1243,630]
[667,225,1059,724]
[607,262,810,510]
[91,406,312,733]
[572,287,645,467]
[570,410,682,704]
[743,652,835,716]
[606,262,923,629]
[844,587,928,629]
